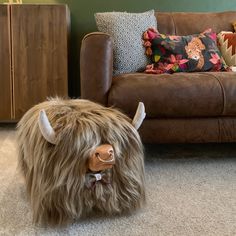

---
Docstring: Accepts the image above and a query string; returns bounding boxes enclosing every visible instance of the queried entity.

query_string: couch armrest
[80,32,113,105]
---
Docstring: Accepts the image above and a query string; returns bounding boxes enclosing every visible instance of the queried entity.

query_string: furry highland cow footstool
[17,98,146,226]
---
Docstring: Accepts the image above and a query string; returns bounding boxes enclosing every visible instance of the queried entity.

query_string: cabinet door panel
[11,5,69,119]
[0,5,12,120]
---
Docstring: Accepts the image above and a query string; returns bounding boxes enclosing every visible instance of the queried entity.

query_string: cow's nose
[94,144,114,163]
[88,144,115,172]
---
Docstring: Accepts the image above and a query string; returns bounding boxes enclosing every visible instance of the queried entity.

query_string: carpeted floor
[0,124,236,236]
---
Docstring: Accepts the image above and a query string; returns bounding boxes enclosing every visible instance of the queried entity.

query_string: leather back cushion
[155,12,236,35]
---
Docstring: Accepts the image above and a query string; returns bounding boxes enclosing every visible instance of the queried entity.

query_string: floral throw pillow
[143,28,228,74]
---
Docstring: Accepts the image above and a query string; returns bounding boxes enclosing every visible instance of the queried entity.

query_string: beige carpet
[0,124,236,236]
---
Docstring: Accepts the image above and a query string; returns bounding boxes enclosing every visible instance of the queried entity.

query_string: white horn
[38,110,56,144]
[132,102,146,130]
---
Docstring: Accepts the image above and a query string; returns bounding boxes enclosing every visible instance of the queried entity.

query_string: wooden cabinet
[0,4,69,121]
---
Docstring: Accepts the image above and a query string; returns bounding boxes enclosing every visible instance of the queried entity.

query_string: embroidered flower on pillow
[143,28,227,74]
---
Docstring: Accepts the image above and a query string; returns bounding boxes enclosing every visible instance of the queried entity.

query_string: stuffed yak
[17,98,146,226]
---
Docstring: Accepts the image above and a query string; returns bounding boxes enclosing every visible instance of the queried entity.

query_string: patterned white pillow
[217,31,236,66]
[95,10,157,76]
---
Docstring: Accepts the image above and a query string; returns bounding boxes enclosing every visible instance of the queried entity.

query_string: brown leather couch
[80,11,236,143]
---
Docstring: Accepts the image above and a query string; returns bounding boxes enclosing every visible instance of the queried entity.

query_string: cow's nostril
[108,149,114,155]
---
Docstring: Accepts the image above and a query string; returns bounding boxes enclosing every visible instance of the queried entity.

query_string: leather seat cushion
[108,72,236,118]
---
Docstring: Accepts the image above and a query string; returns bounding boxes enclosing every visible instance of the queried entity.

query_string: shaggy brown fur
[17,98,145,226]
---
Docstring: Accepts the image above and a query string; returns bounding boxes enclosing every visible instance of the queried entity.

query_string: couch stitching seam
[208,73,226,116]
[170,13,176,35]
[216,77,225,142]
[197,72,225,142]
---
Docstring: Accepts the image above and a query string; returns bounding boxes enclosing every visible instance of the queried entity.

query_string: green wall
[2,0,236,97]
